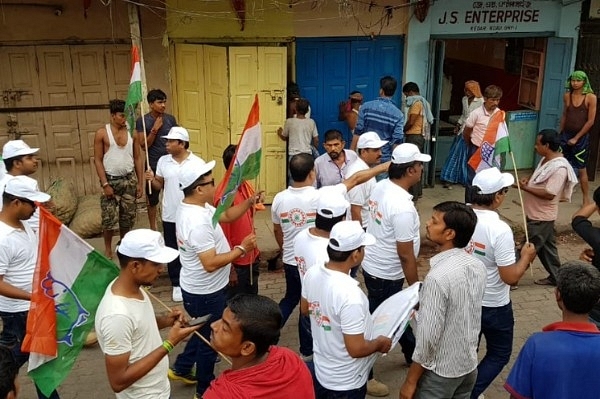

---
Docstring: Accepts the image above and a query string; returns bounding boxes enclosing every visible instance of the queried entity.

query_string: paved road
[18,180,595,398]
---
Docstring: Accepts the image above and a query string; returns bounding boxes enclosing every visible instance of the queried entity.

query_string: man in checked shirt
[400,201,486,399]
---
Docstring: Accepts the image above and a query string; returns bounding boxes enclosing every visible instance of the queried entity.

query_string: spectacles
[19,198,37,208]
[197,179,215,187]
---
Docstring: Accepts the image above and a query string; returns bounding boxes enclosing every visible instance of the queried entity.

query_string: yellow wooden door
[257,47,287,202]
[203,45,229,181]
[229,46,286,202]
[174,44,207,159]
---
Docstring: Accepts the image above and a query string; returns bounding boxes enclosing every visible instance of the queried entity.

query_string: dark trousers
[471,303,514,398]
[315,378,367,399]
[362,271,415,363]
[227,261,260,300]
[278,264,313,356]
[527,219,561,282]
[405,134,425,198]
[162,221,182,287]
[464,143,478,203]
[0,310,60,399]
[415,369,477,399]
[173,288,227,396]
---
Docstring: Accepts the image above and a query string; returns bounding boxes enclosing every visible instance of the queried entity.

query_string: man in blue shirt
[504,261,600,399]
[351,76,404,169]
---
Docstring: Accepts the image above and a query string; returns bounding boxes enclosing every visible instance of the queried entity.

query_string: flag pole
[509,150,533,277]
[145,288,232,365]
[138,100,152,195]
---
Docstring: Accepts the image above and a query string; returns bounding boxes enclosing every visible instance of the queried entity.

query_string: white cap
[2,140,39,159]
[473,167,515,194]
[4,175,50,202]
[391,143,431,164]
[117,229,179,264]
[178,158,216,190]
[317,189,350,219]
[328,220,376,252]
[357,132,388,149]
[163,126,190,142]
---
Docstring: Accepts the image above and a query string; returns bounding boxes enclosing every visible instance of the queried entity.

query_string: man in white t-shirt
[293,191,349,361]
[170,158,259,398]
[96,229,200,399]
[144,126,203,302]
[467,168,537,398]
[0,140,49,234]
[0,176,55,397]
[273,153,390,332]
[346,131,388,228]
[301,221,392,397]
[362,143,431,366]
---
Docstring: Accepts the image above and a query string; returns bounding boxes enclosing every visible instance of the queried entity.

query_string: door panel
[257,47,287,202]
[539,38,573,131]
[229,47,258,140]
[174,44,207,158]
[203,45,229,181]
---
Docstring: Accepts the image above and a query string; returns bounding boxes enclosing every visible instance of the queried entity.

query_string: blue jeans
[470,302,514,399]
[362,271,415,363]
[278,264,313,356]
[173,288,227,396]
[162,221,182,287]
[0,311,60,399]
[315,378,367,399]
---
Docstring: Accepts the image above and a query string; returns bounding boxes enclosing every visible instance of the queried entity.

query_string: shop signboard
[431,1,561,35]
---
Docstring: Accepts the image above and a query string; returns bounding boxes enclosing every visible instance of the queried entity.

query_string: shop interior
[434,37,548,171]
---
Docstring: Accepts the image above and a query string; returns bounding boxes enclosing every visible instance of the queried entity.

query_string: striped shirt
[355,97,404,163]
[413,248,487,378]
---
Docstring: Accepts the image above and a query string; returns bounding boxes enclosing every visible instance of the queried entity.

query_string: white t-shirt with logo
[272,184,347,265]
[302,265,372,390]
[155,152,203,223]
[96,281,169,399]
[362,179,420,280]
[345,157,375,229]
[176,202,231,295]
[0,221,37,312]
[293,228,329,280]
[467,208,515,307]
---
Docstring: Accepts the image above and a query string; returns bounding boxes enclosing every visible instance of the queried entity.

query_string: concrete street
[19,178,598,398]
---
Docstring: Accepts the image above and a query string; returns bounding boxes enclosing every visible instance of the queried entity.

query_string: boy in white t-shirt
[467,168,537,398]
[144,126,203,302]
[96,229,200,399]
[301,221,392,397]
[277,98,319,158]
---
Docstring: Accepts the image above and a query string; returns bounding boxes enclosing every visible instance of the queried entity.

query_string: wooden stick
[509,151,533,277]
[144,288,232,365]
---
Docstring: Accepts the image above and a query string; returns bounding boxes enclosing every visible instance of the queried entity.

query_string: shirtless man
[94,99,143,258]
[559,70,597,205]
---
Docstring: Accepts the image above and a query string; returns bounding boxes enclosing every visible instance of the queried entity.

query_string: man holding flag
[463,85,506,203]
[94,99,143,258]
[0,176,56,398]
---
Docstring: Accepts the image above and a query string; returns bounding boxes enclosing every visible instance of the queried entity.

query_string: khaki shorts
[101,173,137,231]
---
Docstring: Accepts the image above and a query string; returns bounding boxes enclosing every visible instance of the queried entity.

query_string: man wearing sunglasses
[0,176,58,398]
[467,167,537,398]
[169,158,261,399]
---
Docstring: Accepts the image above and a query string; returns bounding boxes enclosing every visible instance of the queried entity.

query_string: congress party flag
[124,46,143,136]
[213,95,262,226]
[468,110,511,173]
[23,207,119,396]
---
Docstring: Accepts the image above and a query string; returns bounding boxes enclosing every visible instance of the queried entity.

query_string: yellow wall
[168,0,407,39]
[0,0,171,100]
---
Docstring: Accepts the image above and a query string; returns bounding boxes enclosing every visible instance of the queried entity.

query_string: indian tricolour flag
[468,110,511,173]
[22,207,119,396]
[212,95,262,226]
[124,46,143,136]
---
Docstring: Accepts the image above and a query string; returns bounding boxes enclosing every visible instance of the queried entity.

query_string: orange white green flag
[468,110,511,173]
[22,207,119,396]
[212,95,262,226]
[124,46,143,136]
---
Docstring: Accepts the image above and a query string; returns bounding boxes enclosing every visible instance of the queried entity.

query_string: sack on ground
[69,195,102,238]
[46,178,78,225]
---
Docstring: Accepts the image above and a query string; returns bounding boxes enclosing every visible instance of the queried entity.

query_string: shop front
[405,0,581,185]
